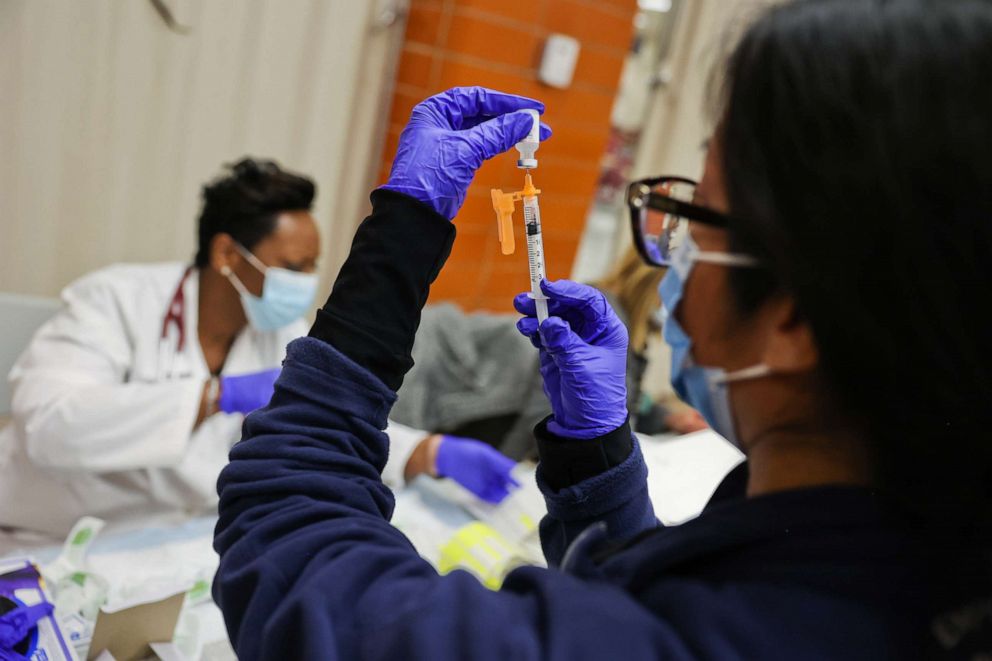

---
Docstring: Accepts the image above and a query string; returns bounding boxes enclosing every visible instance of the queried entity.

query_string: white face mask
[658,231,768,448]
[222,244,318,332]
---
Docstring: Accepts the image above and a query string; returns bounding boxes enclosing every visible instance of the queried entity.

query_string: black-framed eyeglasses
[626,176,741,268]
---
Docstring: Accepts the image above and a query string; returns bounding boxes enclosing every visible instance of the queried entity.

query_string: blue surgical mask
[658,231,767,448]
[223,244,318,332]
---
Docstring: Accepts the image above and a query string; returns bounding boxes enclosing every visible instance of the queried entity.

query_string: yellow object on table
[437,522,528,590]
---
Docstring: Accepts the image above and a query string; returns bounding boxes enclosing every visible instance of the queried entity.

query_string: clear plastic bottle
[515,109,540,169]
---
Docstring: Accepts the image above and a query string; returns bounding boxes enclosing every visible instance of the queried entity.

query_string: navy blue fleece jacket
[213,190,928,660]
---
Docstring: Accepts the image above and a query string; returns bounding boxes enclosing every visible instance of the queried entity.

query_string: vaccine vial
[515,109,541,169]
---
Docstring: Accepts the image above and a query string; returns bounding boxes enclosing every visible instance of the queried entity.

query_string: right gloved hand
[219,368,281,415]
[515,280,629,439]
[382,86,551,220]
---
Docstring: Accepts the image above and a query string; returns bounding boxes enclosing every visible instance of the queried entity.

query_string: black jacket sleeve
[535,416,634,491]
[308,189,455,391]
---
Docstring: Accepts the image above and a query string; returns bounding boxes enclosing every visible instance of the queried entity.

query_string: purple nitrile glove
[435,435,520,504]
[0,600,52,653]
[514,280,629,439]
[382,86,552,220]
[219,368,281,415]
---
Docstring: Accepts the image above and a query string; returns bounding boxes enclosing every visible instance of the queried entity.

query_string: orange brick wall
[379,0,638,312]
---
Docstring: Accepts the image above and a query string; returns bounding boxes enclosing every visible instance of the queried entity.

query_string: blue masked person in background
[0,157,517,549]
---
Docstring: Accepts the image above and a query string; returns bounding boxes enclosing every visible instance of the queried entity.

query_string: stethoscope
[159,266,195,378]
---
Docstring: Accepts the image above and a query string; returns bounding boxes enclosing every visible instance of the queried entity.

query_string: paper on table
[391,477,476,565]
[638,429,744,525]
[148,642,189,661]
[85,538,214,611]
[423,463,546,565]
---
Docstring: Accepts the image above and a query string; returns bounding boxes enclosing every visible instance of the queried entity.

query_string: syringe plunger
[534,297,549,324]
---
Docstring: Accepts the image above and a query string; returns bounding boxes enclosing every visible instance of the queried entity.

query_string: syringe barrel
[522,197,546,281]
[522,194,549,323]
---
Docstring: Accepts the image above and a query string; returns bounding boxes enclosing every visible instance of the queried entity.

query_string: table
[5,430,741,659]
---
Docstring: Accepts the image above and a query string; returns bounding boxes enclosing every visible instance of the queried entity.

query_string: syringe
[490,108,550,323]
[520,175,549,323]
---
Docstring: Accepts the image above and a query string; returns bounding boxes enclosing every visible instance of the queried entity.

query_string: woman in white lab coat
[0,159,321,541]
[0,158,518,546]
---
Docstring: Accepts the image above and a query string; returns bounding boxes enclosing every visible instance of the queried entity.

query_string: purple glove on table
[1,601,53,654]
[219,368,281,415]
[435,435,520,504]
[382,86,552,220]
[515,280,629,439]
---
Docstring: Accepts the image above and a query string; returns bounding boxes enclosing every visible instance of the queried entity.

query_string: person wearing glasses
[211,1,992,657]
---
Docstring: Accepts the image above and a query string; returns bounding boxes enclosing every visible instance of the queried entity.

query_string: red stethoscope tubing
[161,266,194,352]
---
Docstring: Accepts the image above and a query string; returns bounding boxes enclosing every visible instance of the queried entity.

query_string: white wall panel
[0,0,404,297]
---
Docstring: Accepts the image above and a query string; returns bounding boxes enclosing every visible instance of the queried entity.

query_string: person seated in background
[0,157,516,548]
[391,247,706,461]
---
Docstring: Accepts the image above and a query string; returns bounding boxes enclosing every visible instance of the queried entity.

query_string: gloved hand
[1,600,53,655]
[515,280,629,439]
[435,435,520,504]
[382,86,552,220]
[219,368,281,415]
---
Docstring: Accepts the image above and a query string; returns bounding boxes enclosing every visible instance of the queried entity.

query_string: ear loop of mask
[692,250,770,386]
[220,264,252,298]
[717,363,773,384]
[660,228,772,447]
[682,238,767,383]
[233,243,270,275]
[220,243,268,296]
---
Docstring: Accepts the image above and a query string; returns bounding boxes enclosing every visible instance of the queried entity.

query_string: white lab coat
[0,262,423,542]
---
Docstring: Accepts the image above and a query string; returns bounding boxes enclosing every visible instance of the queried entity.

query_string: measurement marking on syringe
[528,251,543,275]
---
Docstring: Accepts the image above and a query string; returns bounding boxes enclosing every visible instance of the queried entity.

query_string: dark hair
[718,0,992,536]
[194,158,316,267]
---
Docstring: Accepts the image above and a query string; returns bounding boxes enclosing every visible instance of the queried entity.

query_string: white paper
[638,430,744,525]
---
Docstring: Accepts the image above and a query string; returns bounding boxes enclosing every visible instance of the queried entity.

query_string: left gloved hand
[435,435,520,504]
[219,368,281,415]
[382,86,552,220]
[1,601,53,655]
[515,280,629,439]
